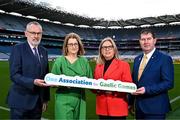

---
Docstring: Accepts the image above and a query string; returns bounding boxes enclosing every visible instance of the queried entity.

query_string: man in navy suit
[129,29,174,119]
[8,21,50,119]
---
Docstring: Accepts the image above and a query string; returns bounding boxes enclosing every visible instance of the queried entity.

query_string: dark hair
[140,29,156,39]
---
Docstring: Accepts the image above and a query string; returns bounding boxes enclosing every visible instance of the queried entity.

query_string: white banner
[44,73,137,93]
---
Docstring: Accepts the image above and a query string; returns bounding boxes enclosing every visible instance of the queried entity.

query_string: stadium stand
[0,12,180,58]
[0,0,180,60]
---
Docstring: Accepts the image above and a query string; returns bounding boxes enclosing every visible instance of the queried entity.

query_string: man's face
[25,24,42,47]
[139,33,156,54]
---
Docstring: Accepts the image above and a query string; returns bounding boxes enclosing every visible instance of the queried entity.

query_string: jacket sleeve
[85,59,93,78]
[51,57,62,75]
[42,50,50,102]
[9,45,34,91]
[92,64,105,94]
[145,55,174,95]
[114,61,133,96]
[122,62,133,83]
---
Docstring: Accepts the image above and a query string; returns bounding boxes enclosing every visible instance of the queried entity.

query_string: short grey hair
[26,21,42,31]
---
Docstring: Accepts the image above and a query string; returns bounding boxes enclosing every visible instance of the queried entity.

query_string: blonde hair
[62,33,85,56]
[97,37,119,64]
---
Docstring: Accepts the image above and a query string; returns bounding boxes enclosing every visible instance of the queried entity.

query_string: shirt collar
[144,48,156,60]
[27,41,38,53]
[28,41,36,48]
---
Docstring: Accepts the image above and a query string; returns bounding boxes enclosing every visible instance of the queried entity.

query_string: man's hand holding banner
[45,73,137,93]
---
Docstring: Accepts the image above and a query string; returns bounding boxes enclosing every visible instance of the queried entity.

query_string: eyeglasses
[27,31,42,36]
[101,45,113,50]
[67,43,79,47]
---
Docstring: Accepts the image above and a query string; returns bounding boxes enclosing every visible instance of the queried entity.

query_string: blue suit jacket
[132,49,174,114]
[7,42,50,110]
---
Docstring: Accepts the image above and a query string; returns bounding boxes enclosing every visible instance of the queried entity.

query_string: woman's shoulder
[115,58,129,66]
[54,56,65,62]
[78,56,88,62]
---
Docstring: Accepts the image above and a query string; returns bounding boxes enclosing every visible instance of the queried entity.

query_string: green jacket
[51,56,93,97]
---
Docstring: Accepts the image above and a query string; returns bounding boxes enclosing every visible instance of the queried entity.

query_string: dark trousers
[10,99,42,119]
[135,104,166,120]
[99,115,126,120]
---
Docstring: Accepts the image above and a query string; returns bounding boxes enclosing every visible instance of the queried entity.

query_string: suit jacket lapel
[143,50,158,74]
[38,47,44,66]
[134,54,143,82]
[25,42,37,62]
[38,46,43,62]
[25,42,41,63]
[138,50,158,82]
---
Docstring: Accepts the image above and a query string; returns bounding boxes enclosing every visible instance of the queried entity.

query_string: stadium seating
[0,13,180,57]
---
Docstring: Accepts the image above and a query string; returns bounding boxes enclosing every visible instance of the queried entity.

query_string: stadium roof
[1,0,180,28]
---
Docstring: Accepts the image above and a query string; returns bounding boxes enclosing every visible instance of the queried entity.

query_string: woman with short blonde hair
[97,37,119,64]
[94,37,132,119]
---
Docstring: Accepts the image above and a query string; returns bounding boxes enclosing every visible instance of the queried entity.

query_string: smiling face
[101,40,115,60]
[67,38,79,55]
[25,23,42,47]
[139,33,156,54]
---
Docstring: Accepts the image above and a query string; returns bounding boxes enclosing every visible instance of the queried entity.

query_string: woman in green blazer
[51,33,92,120]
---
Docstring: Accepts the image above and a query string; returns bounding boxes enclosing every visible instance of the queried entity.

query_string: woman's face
[101,40,115,60]
[67,38,79,55]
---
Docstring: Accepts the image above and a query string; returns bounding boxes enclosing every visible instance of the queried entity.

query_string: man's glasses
[67,43,79,47]
[27,31,42,36]
[101,45,113,50]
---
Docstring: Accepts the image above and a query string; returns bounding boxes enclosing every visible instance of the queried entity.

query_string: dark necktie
[33,47,40,61]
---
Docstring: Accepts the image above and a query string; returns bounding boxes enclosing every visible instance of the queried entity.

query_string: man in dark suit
[129,29,174,119]
[8,21,50,119]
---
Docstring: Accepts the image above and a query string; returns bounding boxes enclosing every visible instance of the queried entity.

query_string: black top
[103,58,114,75]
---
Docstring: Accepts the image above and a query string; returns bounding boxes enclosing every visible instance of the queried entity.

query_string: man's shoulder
[115,59,129,66]
[15,42,26,47]
[156,50,172,59]
[39,45,47,51]
[135,54,142,60]
[12,42,27,50]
